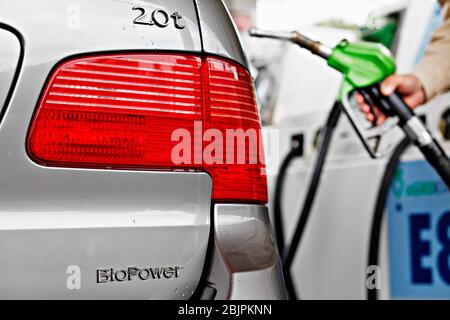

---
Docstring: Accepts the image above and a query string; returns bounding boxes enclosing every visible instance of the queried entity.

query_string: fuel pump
[249,28,450,299]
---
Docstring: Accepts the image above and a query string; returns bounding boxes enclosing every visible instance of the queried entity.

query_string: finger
[355,93,365,104]
[373,105,383,117]
[376,113,387,126]
[380,75,405,96]
[356,94,370,112]
[360,103,371,113]
[404,92,424,109]
[372,105,389,126]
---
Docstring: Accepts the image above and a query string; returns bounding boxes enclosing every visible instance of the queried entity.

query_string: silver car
[0,0,286,299]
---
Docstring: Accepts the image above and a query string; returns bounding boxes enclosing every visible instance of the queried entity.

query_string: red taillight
[28,55,204,169]
[203,57,267,203]
[28,53,267,204]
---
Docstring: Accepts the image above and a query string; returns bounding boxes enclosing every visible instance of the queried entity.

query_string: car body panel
[195,0,248,69]
[0,0,210,299]
[202,204,287,300]
[0,0,202,62]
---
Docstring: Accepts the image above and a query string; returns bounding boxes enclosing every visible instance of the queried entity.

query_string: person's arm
[412,0,450,101]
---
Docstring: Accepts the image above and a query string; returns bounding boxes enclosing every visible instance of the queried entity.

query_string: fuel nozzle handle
[248,27,333,60]
[361,84,450,189]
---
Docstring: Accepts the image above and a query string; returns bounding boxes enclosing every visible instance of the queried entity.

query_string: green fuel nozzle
[249,27,396,100]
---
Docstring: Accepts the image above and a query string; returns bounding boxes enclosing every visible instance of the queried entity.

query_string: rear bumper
[200,204,287,300]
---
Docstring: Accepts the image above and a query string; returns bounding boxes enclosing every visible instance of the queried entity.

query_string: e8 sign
[410,212,450,285]
[387,161,450,299]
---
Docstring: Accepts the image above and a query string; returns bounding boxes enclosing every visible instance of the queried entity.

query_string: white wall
[256,0,404,29]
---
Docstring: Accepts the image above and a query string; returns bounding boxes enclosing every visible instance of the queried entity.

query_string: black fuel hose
[367,137,410,300]
[273,136,304,254]
[282,102,342,300]
[419,140,450,189]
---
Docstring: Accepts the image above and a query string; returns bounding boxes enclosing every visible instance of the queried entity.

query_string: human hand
[356,74,426,125]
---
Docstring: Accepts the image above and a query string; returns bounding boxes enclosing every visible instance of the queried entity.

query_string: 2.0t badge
[132,6,185,29]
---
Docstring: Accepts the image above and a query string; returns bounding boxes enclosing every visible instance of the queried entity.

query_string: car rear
[0,0,285,299]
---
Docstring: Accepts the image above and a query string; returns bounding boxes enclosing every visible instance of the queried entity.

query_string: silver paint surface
[195,0,249,68]
[206,204,287,300]
[0,0,208,299]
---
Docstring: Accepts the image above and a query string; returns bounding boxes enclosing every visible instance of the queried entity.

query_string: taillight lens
[203,57,267,203]
[28,53,267,204]
[28,54,203,169]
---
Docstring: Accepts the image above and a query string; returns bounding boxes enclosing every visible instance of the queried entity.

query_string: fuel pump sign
[387,160,450,299]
